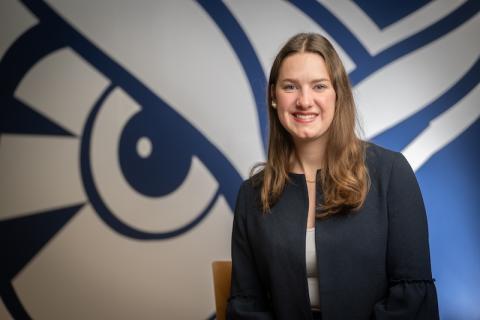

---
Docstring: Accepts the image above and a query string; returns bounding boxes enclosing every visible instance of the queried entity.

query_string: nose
[297,87,313,109]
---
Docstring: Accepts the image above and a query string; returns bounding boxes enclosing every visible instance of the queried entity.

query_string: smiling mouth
[292,113,317,122]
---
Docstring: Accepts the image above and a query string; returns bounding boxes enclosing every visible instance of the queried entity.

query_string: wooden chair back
[212,261,232,320]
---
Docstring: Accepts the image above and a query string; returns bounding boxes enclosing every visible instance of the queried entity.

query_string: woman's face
[274,52,336,144]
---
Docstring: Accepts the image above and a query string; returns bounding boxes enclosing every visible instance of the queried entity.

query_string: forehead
[278,52,330,80]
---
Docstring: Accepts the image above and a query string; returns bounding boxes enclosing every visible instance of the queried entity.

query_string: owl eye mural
[1,0,479,319]
[0,1,253,319]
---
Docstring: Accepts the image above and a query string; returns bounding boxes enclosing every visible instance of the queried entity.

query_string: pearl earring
[271,101,277,108]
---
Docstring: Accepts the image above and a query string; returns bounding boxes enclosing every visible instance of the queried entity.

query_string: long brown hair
[252,33,369,218]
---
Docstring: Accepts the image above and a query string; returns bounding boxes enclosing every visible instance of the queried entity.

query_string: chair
[212,261,232,320]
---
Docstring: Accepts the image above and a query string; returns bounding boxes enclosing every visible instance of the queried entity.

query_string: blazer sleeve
[373,152,439,319]
[226,182,274,320]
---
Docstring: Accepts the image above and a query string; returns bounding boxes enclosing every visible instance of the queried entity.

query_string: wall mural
[0,1,479,319]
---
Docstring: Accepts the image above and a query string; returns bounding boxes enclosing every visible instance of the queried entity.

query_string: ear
[270,84,276,102]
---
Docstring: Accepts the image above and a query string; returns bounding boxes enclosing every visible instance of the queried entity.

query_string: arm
[373,153,439,319]
[226,183,274,320]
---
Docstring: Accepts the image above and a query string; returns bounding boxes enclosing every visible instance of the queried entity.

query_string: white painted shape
[0,135,85,221]
[355,14,480,139]
[14,199,233,319]
[15,48,110,136]
[90,88,218,233]
[320,0,466,54]
[0,0,37,60]
[225,0,355,74]
[136,136,152,158]
[403,84,480,171]
[0,298,13,320]
[45,0,264,178]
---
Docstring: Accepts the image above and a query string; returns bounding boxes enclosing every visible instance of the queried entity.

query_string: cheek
[275,109,295,135]
[276,92,293,108]
[276,109,289,129]
[275,97,293,121]
[320,92,336,115]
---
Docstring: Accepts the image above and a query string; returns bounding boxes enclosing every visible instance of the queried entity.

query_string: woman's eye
[314,84,327,90]
[283,84,296,91]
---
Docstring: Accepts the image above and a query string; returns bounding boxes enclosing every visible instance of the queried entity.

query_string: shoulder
[235,172,263,210]
[364,142,416,190]
[240,168,264,194]
[365,142,399,167]
[365,142,412,172]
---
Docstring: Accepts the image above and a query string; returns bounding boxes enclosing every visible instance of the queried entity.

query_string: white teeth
[294,114,316,119]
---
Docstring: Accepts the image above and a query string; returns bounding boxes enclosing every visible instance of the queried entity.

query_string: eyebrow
[279,78,330,83]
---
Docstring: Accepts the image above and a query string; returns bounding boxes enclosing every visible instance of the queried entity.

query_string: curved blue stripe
[0,22,75,136]
[0,23,65,94]
[197,0,268,153]
[289,0,372,66]
[372,57,480,151]
[349,0,480,84]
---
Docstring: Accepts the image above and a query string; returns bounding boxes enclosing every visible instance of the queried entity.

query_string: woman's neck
[290,138,326,180]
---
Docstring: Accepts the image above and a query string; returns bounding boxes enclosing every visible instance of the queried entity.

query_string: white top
[306,228,320,309]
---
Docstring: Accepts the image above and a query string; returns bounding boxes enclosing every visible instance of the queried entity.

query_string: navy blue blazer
[227,143,439,320]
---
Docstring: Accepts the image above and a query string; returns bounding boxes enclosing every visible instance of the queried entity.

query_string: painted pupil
[119,110,191,197]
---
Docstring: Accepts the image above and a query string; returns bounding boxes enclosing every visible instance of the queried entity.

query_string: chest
[246,183,388,274]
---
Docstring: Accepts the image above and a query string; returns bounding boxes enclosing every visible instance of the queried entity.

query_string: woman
[226,33,439,320]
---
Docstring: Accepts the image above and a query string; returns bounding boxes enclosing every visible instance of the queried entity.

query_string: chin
[293,134,320,142]
[295,129,331,142]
